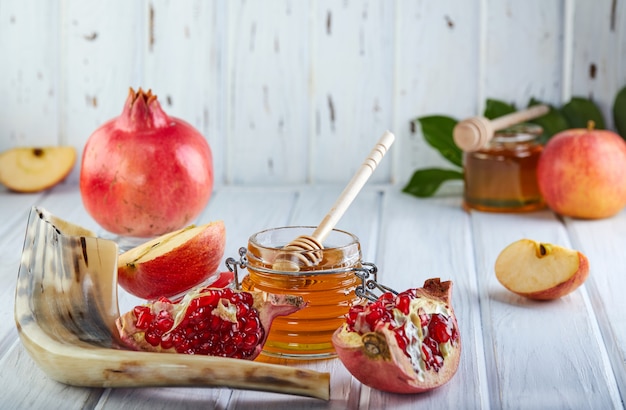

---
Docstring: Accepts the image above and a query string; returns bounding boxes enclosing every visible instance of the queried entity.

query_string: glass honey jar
[231,226,368,359]
[463,123,545,212]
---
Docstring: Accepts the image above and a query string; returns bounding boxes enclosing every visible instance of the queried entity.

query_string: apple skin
[537,126,626,219]
[495,239,589,300]
[118,220,226,300]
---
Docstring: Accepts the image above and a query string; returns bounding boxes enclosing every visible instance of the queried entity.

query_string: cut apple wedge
[118,221,226,300]
[0,146,76,192]
[494,239,589,300]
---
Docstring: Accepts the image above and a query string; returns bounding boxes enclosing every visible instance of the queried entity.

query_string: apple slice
[0,146,76,192]
[494,239,589,300]
[118,221,226,300]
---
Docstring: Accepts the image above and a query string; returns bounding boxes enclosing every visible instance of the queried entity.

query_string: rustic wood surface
[1,182,625,409]
[2,1,626,408]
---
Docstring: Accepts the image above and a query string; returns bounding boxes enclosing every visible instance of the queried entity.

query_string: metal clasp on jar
[226,247,394,300]
[225,247,248,289]
[354,262,397,302]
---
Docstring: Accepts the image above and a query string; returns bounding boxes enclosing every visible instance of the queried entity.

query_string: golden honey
[240,226,362,359]
[463,124,545,212]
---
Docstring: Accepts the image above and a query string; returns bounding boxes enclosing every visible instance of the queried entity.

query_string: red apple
[0,146,76,193]
[495,239,589,300]
[537,122,626,219]
[118,220,226,300]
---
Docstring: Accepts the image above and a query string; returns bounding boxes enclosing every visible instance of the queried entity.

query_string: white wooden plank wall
[1,0,625,187]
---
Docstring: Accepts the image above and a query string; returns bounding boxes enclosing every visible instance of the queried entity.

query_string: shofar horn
[14,207,330,400]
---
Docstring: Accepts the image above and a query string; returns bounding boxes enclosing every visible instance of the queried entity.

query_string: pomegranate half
[80,88,213,238]
[332,278,461,393]
[116,286,306,360]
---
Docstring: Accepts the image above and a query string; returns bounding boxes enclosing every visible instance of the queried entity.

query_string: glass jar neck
[246,226,362,274]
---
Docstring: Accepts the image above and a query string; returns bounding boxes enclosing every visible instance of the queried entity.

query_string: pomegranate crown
[117,87,170,130]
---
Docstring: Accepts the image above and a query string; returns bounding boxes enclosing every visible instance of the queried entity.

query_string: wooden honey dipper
[272,130,395,272]
[453,104,549,152]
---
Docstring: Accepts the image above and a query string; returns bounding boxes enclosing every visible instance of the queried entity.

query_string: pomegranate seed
[395,293,412,315]
[243,333,260,349]
[243,316,260,333]
[366,309,384,328]
[197,292,220,308]
[232,333,244,348]
[429,314,452,343]
[394,327,409,354]
[155,311,174,332]
[418,308,429,328]
[160,333,174,349]
[379,292,395,305]
[134,306,153,329]
[223,343,238,357]
[422,337,444,371]
[240,292,254,306]
[144,330,161,346]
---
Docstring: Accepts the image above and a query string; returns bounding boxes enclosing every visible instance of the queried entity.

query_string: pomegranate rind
[116,288,306,360]
[332,278,461,393]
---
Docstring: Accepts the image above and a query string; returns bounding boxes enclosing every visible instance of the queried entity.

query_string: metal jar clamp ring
[226,247,395,301]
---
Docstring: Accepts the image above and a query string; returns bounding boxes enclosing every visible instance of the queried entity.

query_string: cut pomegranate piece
[116,286,306,360]
[332,278,461,393]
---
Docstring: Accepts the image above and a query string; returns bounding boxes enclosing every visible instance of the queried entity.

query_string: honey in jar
[240,226,363,359]
[463,123,545,212]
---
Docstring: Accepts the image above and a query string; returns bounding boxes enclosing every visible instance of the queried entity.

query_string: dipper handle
[312,130,395,243]
[272,131,395,271]
[453,104,549,152]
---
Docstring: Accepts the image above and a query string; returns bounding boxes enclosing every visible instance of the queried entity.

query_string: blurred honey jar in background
[462,123,545,212]
[453,105,549,213]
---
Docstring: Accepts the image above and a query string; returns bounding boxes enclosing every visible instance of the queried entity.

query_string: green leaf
[417,116,462,168]
[527,98,570,143]
[402,168,464,198]
[484,99,515,119]
[561,97,606,129]
[613,86,626,139]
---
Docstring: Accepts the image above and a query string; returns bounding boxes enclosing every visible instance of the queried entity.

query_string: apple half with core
[495,239,589,300]
[0,146,76,193]
[118,221,226,300]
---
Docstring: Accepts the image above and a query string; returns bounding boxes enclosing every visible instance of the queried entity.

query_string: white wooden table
[1,183,625,409]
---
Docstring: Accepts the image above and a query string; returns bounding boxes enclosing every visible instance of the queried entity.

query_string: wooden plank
[470,209,622,409]
[0,1,60,152]
[484,0,564,107]
[570,0,626,129]
[564,211,626,403]
[1,343,104,410]
[393,0,480,187]
[226,0,311,185]
[311,1,395,184]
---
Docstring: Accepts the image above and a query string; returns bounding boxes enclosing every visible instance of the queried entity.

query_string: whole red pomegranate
[80,88,213,238]
[116,286,305,359]
[332,278,461,393]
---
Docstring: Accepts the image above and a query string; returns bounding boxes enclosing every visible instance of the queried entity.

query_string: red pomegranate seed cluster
[346,290,459,372]
[133,288,264,359]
